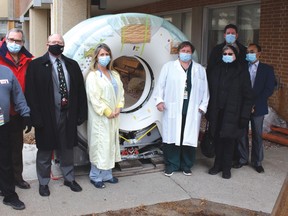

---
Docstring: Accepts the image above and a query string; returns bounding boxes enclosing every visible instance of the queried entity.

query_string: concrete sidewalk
[1,144,288,216]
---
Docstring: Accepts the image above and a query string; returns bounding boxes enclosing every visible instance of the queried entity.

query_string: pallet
[113,156,165,177]
[69,155,165,178]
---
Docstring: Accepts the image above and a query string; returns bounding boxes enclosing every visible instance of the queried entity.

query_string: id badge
[184,90,188,100]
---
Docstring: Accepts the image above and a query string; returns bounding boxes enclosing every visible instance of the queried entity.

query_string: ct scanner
[63,13,198,164]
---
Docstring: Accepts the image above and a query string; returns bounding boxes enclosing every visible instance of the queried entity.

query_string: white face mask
[7,42,22,53]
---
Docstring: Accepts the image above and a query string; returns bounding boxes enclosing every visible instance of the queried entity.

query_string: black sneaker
[183,170,192,176]
[164,170,174,177]
[3,198,25,210]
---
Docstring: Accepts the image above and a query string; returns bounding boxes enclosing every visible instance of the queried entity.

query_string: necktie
[249,63,257,87]
[56,58,69,109]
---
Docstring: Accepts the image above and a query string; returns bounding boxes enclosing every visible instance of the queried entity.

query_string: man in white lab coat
[155,41,209,176]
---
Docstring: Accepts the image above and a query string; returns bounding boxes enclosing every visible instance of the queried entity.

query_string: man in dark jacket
[25,34,87,196]
[233,43,276,173]
[207,24,247,73]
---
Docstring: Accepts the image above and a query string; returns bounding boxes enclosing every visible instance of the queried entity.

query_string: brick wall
[117,0,233,14]
[117,0,288,121]
[260,0,288,121]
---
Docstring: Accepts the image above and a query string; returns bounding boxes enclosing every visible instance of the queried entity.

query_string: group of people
[155,24,275,180]
[0,30,124,210]
[0,23,275,211]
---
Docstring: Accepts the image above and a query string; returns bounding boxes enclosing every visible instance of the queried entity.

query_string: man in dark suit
[207,23,247,73]
[233,43,276,173]
[25,34,87,196]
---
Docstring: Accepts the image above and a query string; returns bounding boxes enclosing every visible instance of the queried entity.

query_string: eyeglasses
[223,53,234,56]
[7,38,23,45]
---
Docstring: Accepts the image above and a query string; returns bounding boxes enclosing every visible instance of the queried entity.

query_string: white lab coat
[86,70,124,170]
[154,59,209,147]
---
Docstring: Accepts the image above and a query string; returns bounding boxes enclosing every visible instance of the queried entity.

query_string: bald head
[47,34,65,46]
[47,33,65,57]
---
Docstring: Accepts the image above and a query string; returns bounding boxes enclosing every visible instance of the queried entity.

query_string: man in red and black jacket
[0,28,33,189]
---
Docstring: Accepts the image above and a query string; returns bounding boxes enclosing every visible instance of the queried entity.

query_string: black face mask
[48,44,64,56]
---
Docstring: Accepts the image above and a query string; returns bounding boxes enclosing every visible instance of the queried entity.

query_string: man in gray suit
[25,34,87,196]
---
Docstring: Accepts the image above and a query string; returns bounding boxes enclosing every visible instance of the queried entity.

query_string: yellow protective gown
[86,70,124,170]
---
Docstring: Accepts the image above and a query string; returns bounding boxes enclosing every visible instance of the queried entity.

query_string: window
[162,11,192,41]
[205,3,260,65]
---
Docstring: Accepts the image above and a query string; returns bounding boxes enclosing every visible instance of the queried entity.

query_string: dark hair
[224,24,238,33]
[248,43,262,52]
[177,41,195,53]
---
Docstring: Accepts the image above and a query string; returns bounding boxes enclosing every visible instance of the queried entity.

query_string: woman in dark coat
[206,44,253,179]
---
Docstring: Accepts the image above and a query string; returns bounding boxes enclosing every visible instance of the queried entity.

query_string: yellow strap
[140,14,149,56]
[137,124,157,142]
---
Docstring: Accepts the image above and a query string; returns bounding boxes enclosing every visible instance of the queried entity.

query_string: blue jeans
[89,164,113,182]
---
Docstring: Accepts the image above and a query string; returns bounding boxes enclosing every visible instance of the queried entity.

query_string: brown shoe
[15,180,31,189]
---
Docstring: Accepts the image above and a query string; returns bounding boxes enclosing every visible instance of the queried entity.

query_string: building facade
[3,0,288,121]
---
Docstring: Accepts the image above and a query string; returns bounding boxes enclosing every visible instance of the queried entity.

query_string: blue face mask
[7,42,22,53]
[98,56,111,67]
[246,53,257,63]
[222,55,234,63]
[179,52,192,62]
[225,34,236,44]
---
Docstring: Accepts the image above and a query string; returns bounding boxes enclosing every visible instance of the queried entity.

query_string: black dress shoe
[39,185,50,197]
[3,198,25,210]
[64,180,82,192]
[222,170,231,179]
[208,166,222,175]
[255,165,265,173]
[232,162,248,169]
[104,177,119,184]
[16,180,31,189]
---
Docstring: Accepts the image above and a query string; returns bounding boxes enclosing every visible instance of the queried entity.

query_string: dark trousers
[238,115,264,166]
[9,115,24,183]
[36,110,74,185]
[0,123,18,201]
[213,110,235,172]
[163,114,196,172]
[214,136,235,172]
